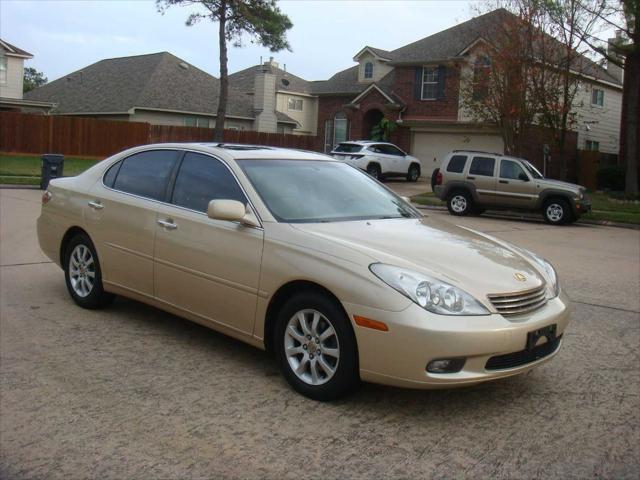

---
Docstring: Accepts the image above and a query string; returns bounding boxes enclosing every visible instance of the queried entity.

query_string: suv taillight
[435,171,443,186]
[42,191,52,204]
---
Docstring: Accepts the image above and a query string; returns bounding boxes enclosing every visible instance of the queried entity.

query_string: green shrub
[597,165,625,191]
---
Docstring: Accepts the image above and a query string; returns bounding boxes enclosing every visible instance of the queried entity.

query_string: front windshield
[238,159,420,223]
[522,160,544,179]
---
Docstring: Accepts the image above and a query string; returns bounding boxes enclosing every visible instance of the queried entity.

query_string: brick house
[311,9,623,178]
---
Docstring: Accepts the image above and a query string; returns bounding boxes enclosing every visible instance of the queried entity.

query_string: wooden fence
[0,112,321,158]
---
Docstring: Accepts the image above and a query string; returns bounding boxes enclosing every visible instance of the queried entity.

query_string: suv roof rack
[452,149,504,156]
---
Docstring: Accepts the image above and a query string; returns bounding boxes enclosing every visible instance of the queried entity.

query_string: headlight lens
[527,252,559,298]
[369,263,489,316]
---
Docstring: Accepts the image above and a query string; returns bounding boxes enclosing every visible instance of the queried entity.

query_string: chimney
[253,69,278,133]
[264,56,279,69]
[607,30,624,82]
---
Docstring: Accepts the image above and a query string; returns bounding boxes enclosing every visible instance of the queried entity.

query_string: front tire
[447,191,473,216]
[64,233,115,309]
[543,198,571,225]
[275,291,359,401]
[366,163,381,181]
[407,164,420,182]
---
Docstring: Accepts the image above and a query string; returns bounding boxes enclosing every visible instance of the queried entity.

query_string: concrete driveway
[1,188,639,479]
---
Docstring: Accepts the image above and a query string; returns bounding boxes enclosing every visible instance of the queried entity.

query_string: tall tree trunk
[623,49,639,197]
[213,0,228,142]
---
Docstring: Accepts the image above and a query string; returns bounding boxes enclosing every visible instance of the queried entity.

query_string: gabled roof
[353,46,392,62]
[25,52,255,118]
[229,63,312,94]
[0,39,33,58]
[310,66,397,99]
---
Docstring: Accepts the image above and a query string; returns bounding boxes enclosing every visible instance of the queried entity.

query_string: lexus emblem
[514,273,527,282]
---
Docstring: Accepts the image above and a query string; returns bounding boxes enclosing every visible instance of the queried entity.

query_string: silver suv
[433,151,591,225]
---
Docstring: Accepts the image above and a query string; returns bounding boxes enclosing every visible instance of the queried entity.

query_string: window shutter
[414,67,423,100]
[437,65,447,99]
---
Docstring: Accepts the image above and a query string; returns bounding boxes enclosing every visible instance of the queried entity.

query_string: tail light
[435,171,443,186]
[42,191,52,205]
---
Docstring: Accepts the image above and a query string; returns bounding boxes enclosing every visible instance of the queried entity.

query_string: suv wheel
[366,163,381,180]
[543,198,571,225]
[407,164,420,182]
[447,191,473,216]
[275,291,359,401]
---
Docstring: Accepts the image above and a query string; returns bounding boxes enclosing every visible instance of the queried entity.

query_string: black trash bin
[40,154,64,190]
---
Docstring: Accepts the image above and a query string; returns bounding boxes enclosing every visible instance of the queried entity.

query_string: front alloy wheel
[543,198,571,225]
[284,309,340,386]
[275,291,358,400]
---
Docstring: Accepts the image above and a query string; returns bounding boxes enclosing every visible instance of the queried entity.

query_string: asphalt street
[1,187,638,479]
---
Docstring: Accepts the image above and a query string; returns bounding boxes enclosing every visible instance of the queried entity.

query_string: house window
[422,67,439,100]
[334,112,348,146]
[0,57,7,85]
[591,88,604,106]
[585,140,600,151]
[185,117,209,127]
[473,56,491,100]
[364,62,374,79]
[288,97,303,111]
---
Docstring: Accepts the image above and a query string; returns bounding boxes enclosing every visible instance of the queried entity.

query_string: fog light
[426,358,465,374]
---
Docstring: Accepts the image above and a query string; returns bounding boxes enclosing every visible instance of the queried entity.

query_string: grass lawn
[0,153,101,181]
[410,191,640,225]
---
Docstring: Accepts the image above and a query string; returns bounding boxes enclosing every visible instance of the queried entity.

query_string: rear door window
[112,150,179,201]
[171,152,246,213]
[469,156,496,177]
[446,155,468,173]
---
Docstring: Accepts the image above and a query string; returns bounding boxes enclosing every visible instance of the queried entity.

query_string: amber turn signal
[353,315,389,332]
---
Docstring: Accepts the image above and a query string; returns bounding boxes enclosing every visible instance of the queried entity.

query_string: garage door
[411,132,504,178]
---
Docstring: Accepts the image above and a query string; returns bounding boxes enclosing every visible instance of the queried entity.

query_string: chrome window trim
[100,147,264,230]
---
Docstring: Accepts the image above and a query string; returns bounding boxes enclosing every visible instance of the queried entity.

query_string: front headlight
[369,263,490,316]
[526,252,559,298]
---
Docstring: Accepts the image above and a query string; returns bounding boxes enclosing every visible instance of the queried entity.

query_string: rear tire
[447,191,473,216]
[407,164,420,182]
[274,291,359,401]
[366,163,381,180]
[64,233,115,309]
[542,198,571,225]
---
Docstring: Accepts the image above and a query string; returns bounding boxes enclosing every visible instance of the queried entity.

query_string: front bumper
[344,290,571,389]
[573,199,592,215]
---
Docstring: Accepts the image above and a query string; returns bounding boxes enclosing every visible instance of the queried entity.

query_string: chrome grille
[488,285,547,316]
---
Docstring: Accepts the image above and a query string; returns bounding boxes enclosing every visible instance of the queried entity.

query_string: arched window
[364,62,374,79]
[473,56,491,100]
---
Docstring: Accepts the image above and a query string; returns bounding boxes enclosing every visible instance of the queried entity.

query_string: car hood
[538,178,583,193]
[291,217,546,299]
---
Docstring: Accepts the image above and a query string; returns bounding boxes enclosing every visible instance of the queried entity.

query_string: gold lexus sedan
[37,144,571,400]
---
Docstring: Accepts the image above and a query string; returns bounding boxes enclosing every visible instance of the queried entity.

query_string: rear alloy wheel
[64,233,115,309]
[543,198,571,225]
[447,191,473,216]
[366,163,381,180]
[275,292,358,401]
[407,164,420,182]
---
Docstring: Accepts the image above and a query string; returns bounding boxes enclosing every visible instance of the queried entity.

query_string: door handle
[499,180,509,184]
[88,200,104,210]
[157,219,177,230]
[467,176,476,180]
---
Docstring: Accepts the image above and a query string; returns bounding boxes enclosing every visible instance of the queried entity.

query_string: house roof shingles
[25,52,255,118]
[229,63,312,94]
[0,38,33,58]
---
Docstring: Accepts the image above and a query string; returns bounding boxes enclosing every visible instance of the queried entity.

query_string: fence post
[47,116,54,153]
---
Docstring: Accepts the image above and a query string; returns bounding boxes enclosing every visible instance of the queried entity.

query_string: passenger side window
[446,155,468,173]
[172,152,246,213]
[380,145,404,156]
[469,156,496,177]
[112,150,179,201]
[500,160,527,180]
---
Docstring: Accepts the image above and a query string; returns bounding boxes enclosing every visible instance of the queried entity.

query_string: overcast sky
[1,0,487,82]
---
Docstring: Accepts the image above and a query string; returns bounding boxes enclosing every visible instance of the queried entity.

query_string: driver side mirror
[518,172,529,182]
[207,199,260,227]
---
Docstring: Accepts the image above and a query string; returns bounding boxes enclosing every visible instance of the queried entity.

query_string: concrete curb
[0,184,40,190]
[413,204,640,230]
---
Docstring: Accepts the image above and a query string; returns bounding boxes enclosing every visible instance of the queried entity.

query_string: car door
[85,149,180,297]
[382,144,408,173]
[369,144,393,174]
[496,159,537,208]
[466,156,497,205]
[153,151,264,335]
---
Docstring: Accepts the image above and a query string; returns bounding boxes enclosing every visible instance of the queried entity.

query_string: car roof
[136,143,336,161]
[336,140,395,146]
